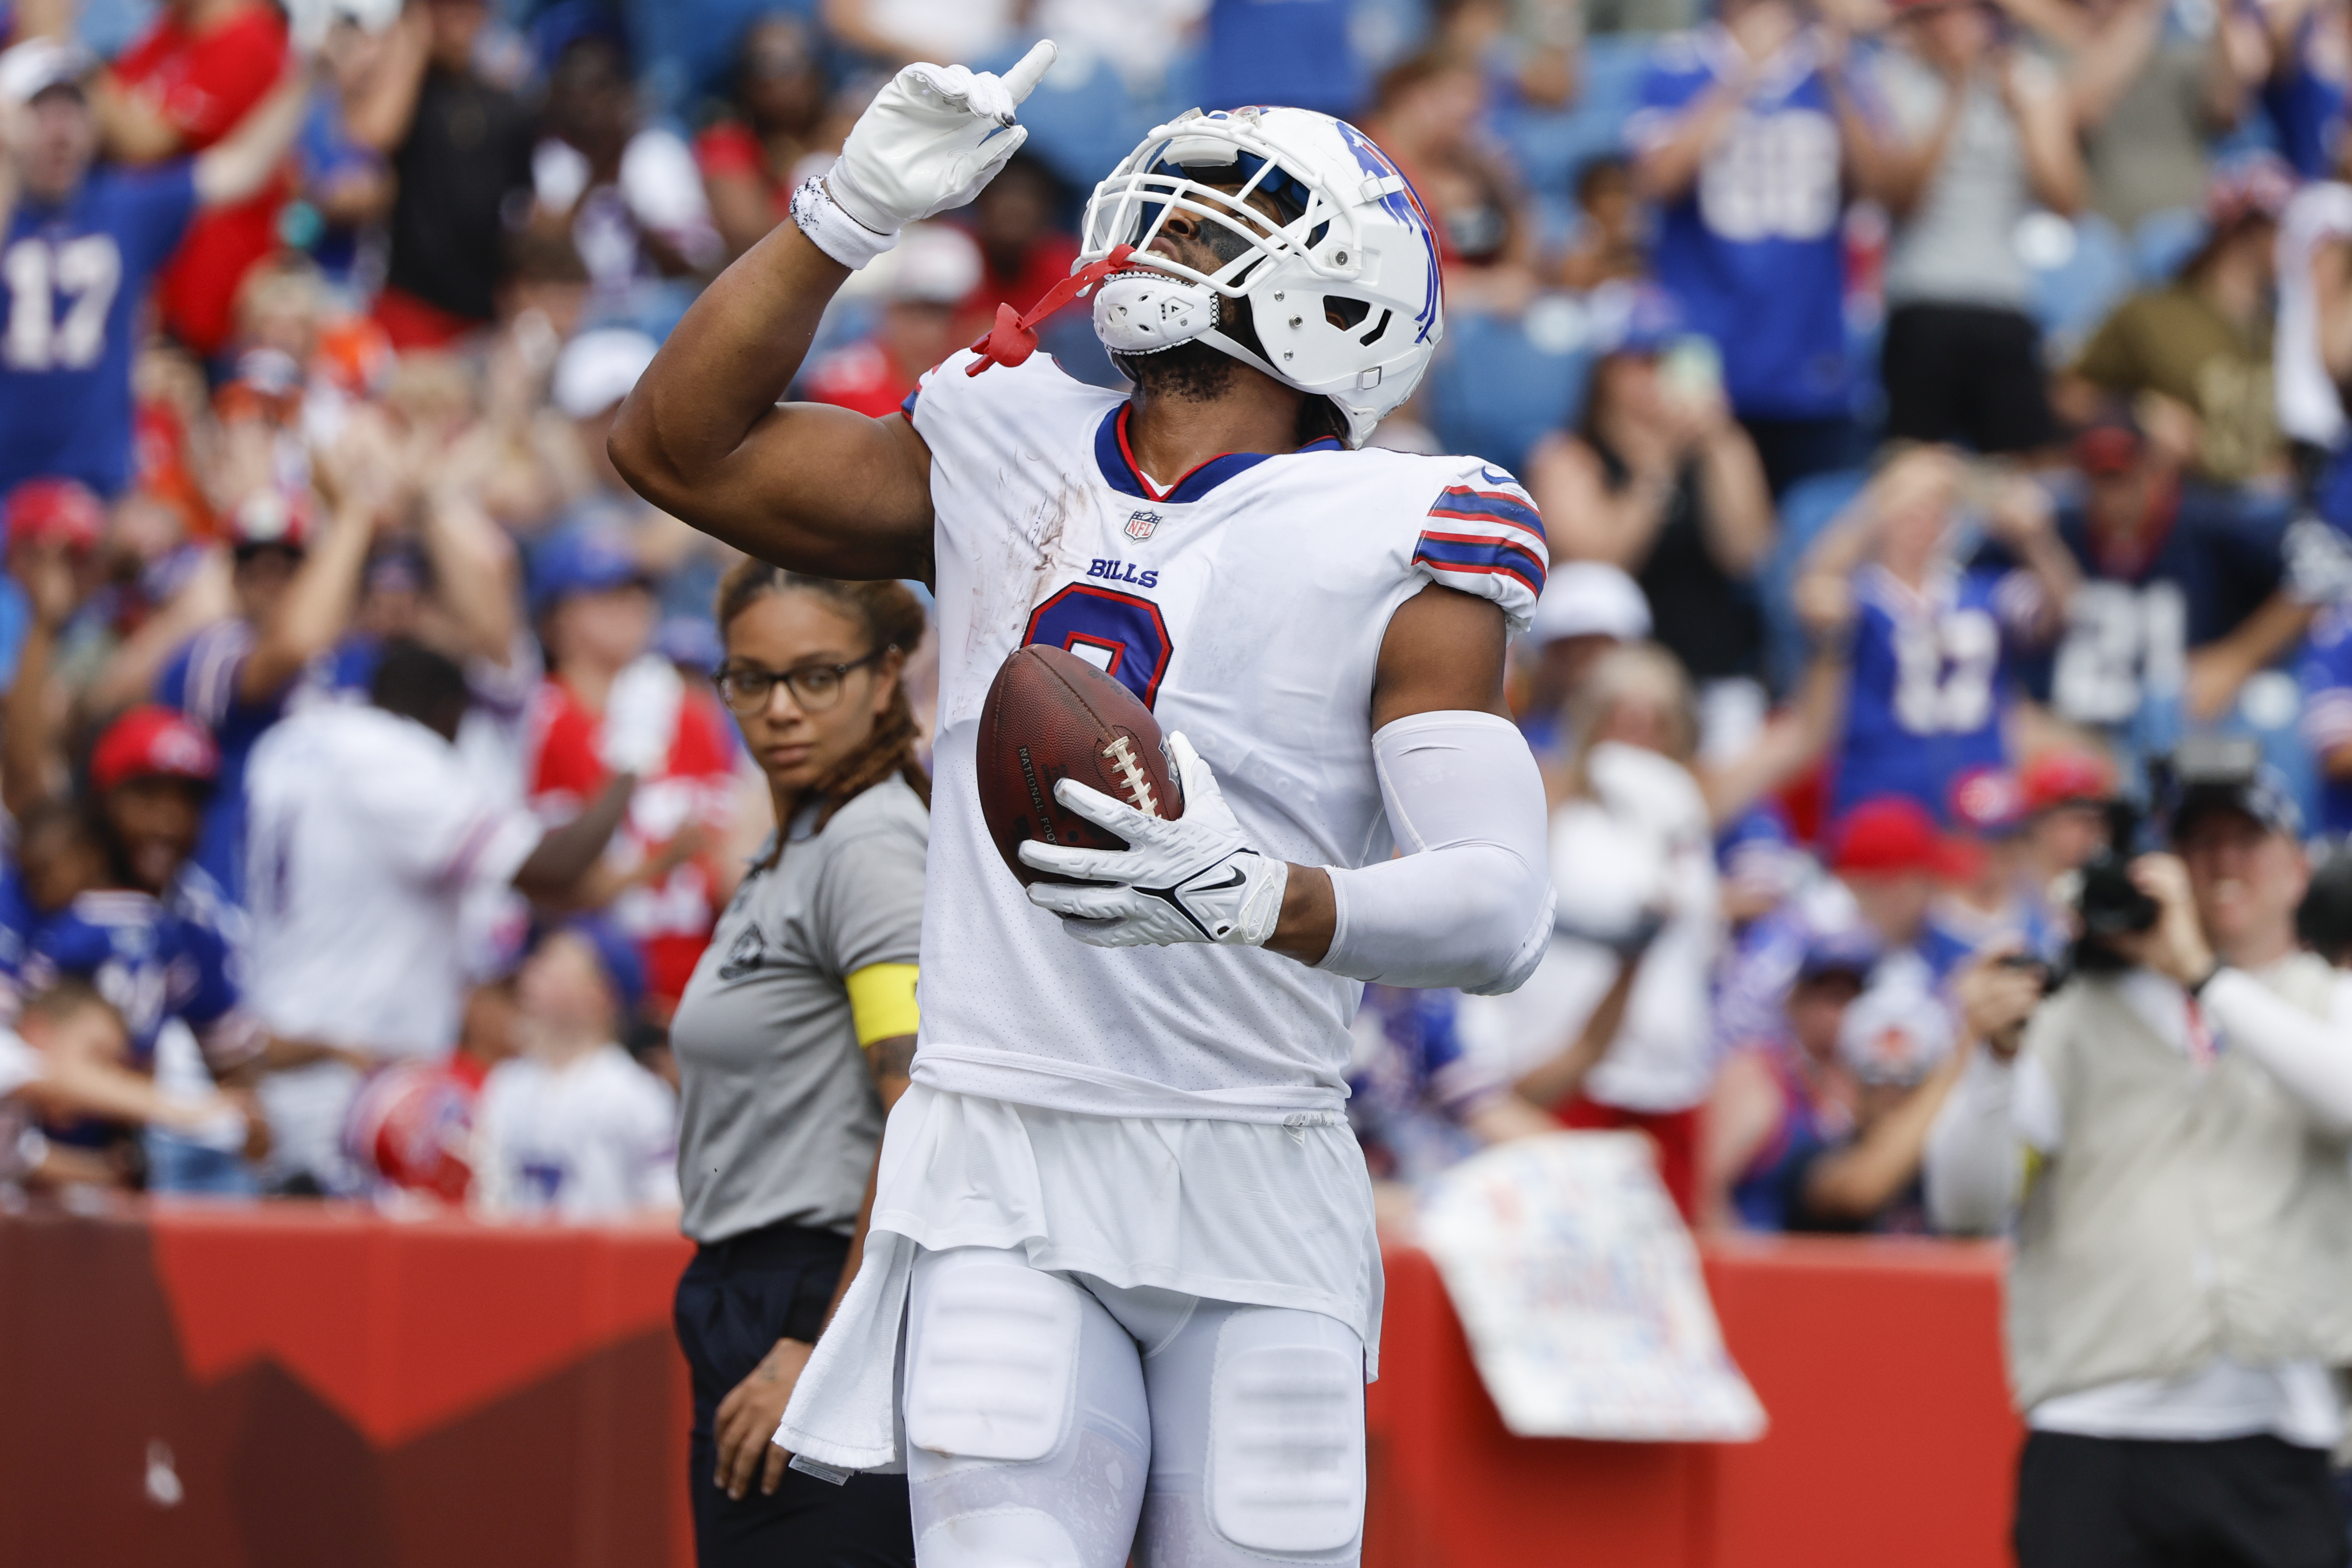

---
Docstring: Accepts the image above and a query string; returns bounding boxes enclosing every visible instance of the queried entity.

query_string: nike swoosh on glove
[826,40,1058,242]
[1020,731,1290,948]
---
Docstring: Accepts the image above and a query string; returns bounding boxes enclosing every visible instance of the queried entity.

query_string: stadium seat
[2022,211,2134,356]
[1425,304,1593,475]
[2130,206,2206,286]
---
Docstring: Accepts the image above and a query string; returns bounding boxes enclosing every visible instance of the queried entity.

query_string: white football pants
[902,1244,1367,1568]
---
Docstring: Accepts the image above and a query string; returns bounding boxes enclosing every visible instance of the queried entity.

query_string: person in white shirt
[474,919,679,1221]
[242,639,635,1194]
[1927,760,2352,1567]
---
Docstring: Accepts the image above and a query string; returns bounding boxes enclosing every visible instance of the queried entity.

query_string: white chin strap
[1093,270,1218,356]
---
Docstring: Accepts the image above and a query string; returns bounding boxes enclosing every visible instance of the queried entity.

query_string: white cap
[552,327,659,420]
[0,38,94,106]
[1835,977,1955,1088]
[885,223,983,306]
[1527,561,1651,645]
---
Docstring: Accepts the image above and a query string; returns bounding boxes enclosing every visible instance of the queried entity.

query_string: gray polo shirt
[670,776,928,1244]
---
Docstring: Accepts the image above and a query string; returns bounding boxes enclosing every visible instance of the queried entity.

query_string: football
[977,644,1186,886]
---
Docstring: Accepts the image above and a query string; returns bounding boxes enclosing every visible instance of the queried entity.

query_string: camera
[2075,798,2158,947]
[2069,739,2268,970]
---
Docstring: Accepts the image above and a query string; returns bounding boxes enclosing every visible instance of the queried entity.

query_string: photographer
[1926,758,2352,1568]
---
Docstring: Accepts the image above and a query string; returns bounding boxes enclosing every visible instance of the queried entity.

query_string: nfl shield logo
[1125,510,1162,541]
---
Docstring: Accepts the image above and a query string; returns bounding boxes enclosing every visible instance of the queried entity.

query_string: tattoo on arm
[869,1034,917,1084]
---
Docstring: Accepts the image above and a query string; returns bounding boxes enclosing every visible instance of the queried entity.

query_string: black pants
[2016,1431,2350,1568]
[1881,301,2059,456]
[1737,412,1861,502]
[674,1222,915,1568]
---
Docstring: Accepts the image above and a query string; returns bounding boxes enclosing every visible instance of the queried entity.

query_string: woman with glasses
[667,562,928,1568]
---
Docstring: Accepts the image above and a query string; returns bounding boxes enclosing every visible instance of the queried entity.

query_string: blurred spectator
[1513,558,1651,758]
[1929,768,2352,1566]
[1761,968,1964,1231]
[1552,155,1648,293]
[1474,645,1728,1219]
[2014,745,2118,906]
[527,529,739,1019]
[1800,448,2075,822]
[2299,602,2352,831]
[0,977,253,1192]
[474,919,679,1220]
[1628,0,1880,495]
[288,14,397,289]
[957,153,1080,333]
[2276,166,2352,471]
[2253,0,2352,180]
[2067,0,2246,232]
[804,225,982,418]
[351,0,538,349]
[1871,0,2083,456]
[82,0,297,358]
[1936,764,2067,957]
[242,639,632,1192]
[1527,295,1774,716]
[1366,48,1539,312]
[0,37,313,498]
[2060,156,2296,487]
[10,708,271,1192]
[1983,414,2305,751]
[1350,985,1551,1196]
[1703,924,1871,1229]
[532,33,722,305]
[696,14,827,261]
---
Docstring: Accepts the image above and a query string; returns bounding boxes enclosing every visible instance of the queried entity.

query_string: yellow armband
[846,963,920,1047]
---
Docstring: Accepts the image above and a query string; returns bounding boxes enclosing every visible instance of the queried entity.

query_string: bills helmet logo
[1125,510,1162,541]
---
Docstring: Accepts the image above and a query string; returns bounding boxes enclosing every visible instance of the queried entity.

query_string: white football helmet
[1078,106,1444,449]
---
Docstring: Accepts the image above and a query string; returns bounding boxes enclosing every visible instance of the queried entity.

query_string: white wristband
[790,175,898,271]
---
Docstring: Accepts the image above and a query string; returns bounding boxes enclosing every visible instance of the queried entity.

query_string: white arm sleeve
[2203,969,2352,1136]
[1924,1048,2028,1234]
[1319,711,1554,995]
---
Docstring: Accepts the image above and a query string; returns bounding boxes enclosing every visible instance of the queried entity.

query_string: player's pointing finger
[999,40,1057,111]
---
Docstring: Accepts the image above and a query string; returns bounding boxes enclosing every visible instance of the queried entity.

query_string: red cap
[2019,749,2116,814]
[90,705,218,794]
[1948,765,2025,834]
[1828,797,1971,879]
[226,487,313,552]
[5,477,104,554]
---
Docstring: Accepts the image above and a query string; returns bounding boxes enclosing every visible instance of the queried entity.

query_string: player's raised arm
[608,42,1058,581]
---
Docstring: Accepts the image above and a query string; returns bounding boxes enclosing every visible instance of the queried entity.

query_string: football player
[611,44,1554,1568]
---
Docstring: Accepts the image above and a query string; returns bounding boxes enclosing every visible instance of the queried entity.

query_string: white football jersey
[244,704,543,1057]
[474,1045,680,1221]
[906,349,1546,1121]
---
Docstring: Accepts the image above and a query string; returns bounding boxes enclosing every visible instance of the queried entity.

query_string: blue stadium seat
[1424,306,1592,476]
[2131,206,2206,286]
[1493,34,1654,204]
[2024,211,2134,355]
[1759,466,1870,689]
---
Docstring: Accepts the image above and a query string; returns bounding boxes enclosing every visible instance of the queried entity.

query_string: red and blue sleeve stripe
[1413,530,1547,597]
[1428,485,1546,545]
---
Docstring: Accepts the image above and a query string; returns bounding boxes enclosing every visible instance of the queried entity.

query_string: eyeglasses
[714,649,886,715]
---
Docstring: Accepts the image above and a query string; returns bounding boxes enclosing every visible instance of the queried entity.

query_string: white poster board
[1416,1131,1767,1442]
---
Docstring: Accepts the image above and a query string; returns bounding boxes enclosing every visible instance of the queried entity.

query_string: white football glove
[822,41,1057,251]
[1020,732,1291,949]
[599,654,683,777]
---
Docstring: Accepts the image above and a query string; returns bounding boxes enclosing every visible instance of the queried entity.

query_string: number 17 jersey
[904,348,1546,1123]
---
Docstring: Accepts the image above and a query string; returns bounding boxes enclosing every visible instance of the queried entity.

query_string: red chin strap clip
[965,244,1137,376]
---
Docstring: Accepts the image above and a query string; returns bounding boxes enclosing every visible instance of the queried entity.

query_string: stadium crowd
[0,0,2350,1254]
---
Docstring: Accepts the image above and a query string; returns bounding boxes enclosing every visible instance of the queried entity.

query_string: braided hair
[714,562,931,866]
